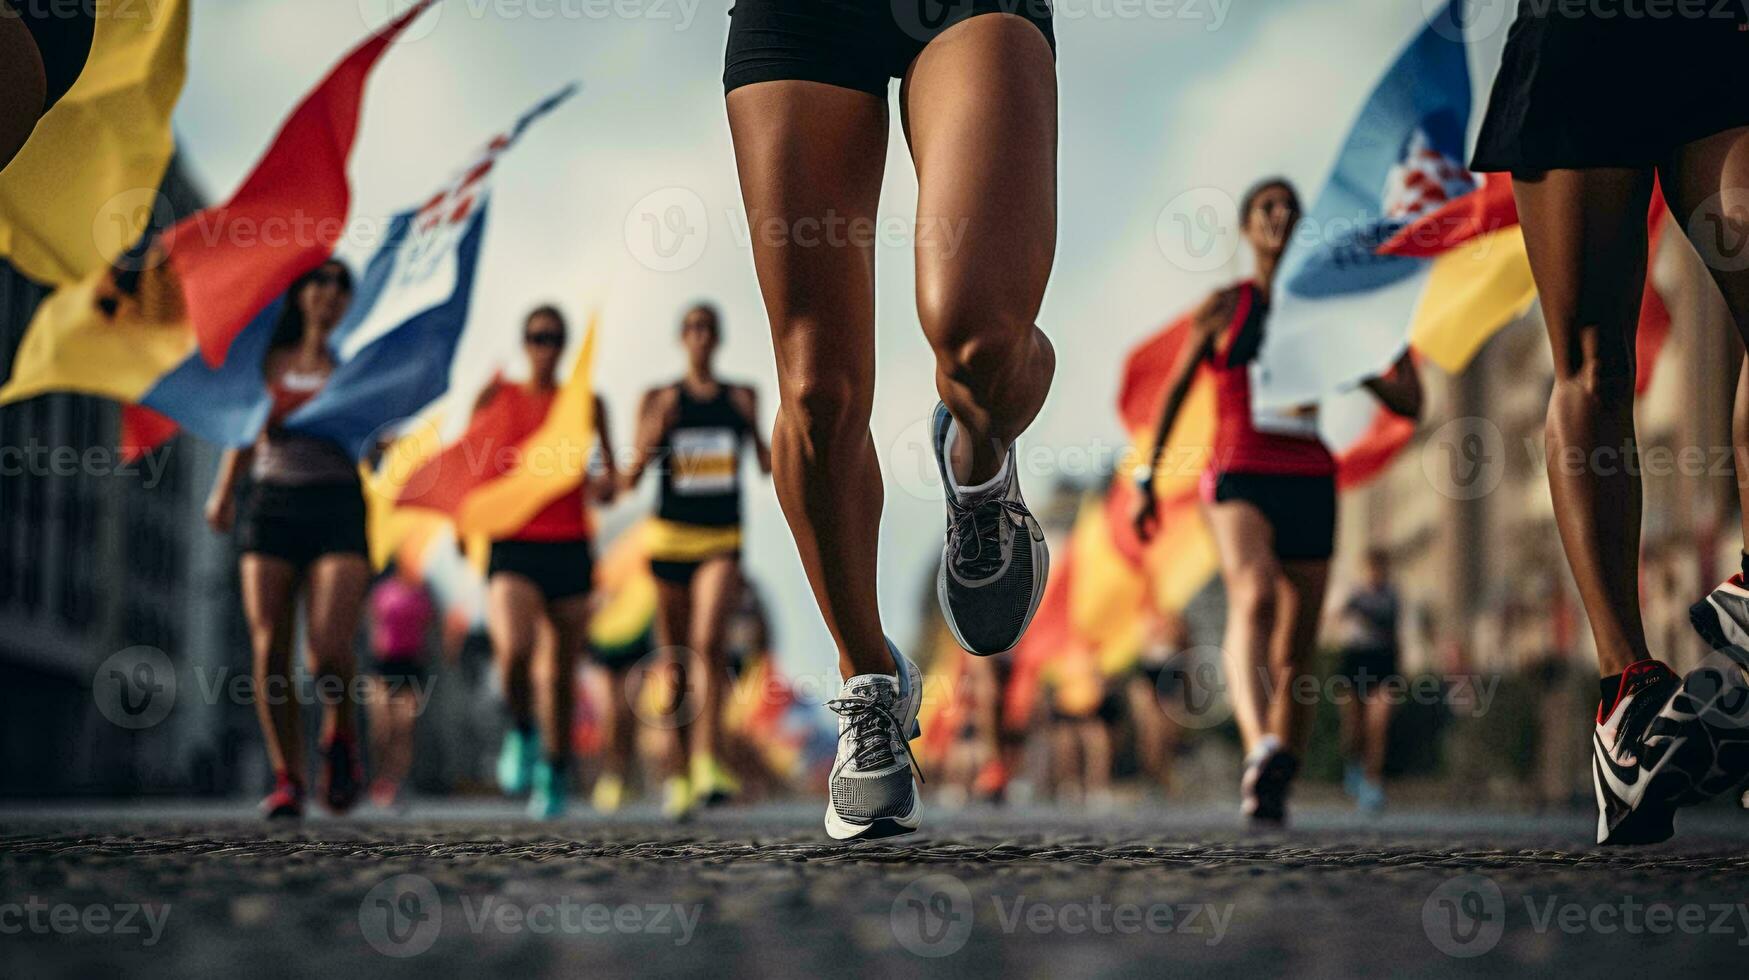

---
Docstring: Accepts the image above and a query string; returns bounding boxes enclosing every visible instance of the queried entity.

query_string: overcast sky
[172,0,1508,682]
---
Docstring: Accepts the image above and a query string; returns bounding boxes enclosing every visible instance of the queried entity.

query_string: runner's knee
[778,366,870,442]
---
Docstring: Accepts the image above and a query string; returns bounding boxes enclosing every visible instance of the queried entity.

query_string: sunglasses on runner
[524,332,565,348]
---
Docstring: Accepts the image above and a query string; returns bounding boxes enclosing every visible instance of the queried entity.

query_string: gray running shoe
[931,403,1049,656]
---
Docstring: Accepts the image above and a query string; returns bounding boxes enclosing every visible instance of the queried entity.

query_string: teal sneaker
[496,725,540,797]
[528,759,569,820]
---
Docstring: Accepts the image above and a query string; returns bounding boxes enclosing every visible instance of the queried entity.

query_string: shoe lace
[828,693,925,784]
[948,491,1035,580]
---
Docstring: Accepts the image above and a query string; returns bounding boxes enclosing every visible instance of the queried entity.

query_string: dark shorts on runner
[13,0,97,110]
[1208,472,1336,563]
[488,539,596,602]
[238,482,370,568]
[370,659,429,687]
[1471,1,1749,172]
[651,553,742,588]
[723,0,1056,96]
[1337,646,1399,698]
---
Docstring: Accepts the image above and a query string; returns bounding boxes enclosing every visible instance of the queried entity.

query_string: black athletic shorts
[724,0,1056,97]
[650,553,741,587]
[1471,1,1749,172]
[9,0,97,110]
[1209,472,1336,563]
[238,482,369,568]
[488,539,596,602]
[1337,646,1399,698]
[371,659,429,686]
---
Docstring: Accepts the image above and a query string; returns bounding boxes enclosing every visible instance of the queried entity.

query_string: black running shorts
[488,539,596,603]
[724,0,1056,97]
[238,482,370,568]
[1472,0,1749,172]
[1337,646,1399,698]
[1208,472,1337,564]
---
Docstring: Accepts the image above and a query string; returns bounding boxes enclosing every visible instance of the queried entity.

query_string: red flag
[1378,172,1519,258]
[120,405,180,463]
[1117,313,1195,435]
[1636,192,1672,394]
[165,0,435,367]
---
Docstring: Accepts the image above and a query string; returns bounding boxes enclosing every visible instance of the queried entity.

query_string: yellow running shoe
[591,774,624,814]
[691,754,741,808]
[661,776,694,820]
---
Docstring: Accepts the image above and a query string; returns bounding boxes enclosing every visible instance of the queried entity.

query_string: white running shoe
[824,640,924,842]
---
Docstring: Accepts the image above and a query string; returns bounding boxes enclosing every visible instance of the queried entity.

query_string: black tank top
[657,382,750,528]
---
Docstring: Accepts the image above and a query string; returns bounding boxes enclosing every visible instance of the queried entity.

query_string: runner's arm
[620,387,674,491]
[204,447,252,533]
[590,394,620,503]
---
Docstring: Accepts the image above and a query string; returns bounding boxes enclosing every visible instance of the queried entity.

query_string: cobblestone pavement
[3,802,1748,978]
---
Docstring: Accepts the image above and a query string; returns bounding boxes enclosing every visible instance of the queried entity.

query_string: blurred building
[0,159,252,798]
[1335,229,1744,677]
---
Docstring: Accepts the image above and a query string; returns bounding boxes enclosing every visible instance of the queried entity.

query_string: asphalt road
[3,801,1748,978]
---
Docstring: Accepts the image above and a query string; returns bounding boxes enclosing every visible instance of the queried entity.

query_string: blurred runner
[0,0,94,167]
[585,625,650,814]
[1336,549,1401,814]
[364,567,435,810]
[1472,4,1749,844]
[622,304,770,818]
[204,261,370,819]
[1127,608,1190,798]
[1133,179,1420,826]
[1047,648,1114,811]
[478,305,619,819]
[724,0,1059,841]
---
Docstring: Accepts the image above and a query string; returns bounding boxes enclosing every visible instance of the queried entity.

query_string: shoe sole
[824,793,922,842]
[930,404,1050,657]
[822,642,925,841]
[1594,751,1680,846]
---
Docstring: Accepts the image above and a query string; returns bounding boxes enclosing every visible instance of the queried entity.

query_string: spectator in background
[366,568,435,810]
[1336,549,1402,814]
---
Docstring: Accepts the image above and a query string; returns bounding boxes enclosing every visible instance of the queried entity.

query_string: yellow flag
[1408,227,1539,374]
[457,313,600,539]
[1067,494,1148,676]
[0,0,190,285]
[361,414,450,572]
[0,262,192,406]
